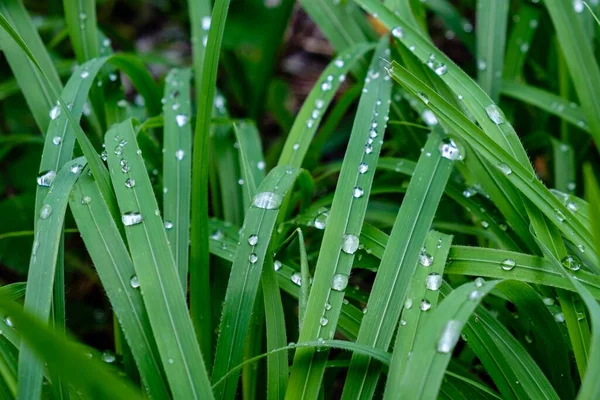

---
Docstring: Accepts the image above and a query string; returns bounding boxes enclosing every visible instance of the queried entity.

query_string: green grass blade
[69,170,170,399]
[286,38,391,399]
[62,0,98,63]
[0,297,143,399]
[106,119,213,400]
[501,81,589,132]
[233,121,266,206]
[211,166,300,399]
[0,0,62,133]
[502,5,539,81]
[551,139,576,193]
[277,42,373,169]
[187,0,211,107]
[190,0,231,363]
[0,283,25,301]
[373,231,452,399]
[545,0,600,151]
[584,165,600,254]
[340,128,454,399]
[475,0,509,102]
[18,157,86,400]
[163,68,193,288]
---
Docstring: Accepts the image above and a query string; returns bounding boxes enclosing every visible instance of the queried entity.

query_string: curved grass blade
[106,119,213,400]
[502,81,588,132]
[340,128,454,400]
[163,68,193,288]
[0,0,62,133]
[475,0,509,102]
[545,0,600,150]
[190,0,232,362]
[69,170,170,399]
[361,231,451,399]
[211,166,300,399]
[277,42,374,169]
[0,297,143,400]
[17,157,86,400]
[286,38,391,399]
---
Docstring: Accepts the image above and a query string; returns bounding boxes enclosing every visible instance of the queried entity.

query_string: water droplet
[49,104,61,120]
[481,220,489,229]
[477,59,487,71]
[420,299,432,311]
[468,290,484,301]
[485,104,505,125]
[419,250,433,267]
[341,234,359,254]
[352,187,364,198]
[249,253,258,264]
[101,351,116,363]
[561,255,581,271]
[314,212,328,230]
[122,212,143,226]
[421,109,438,126]
[39,204,53,220]
[315,99,324,109]
[574,0,584,13]
[405,298,413,310]
[496,163,512,175]
[248,234,258,246]
[543,297,555,306]
[52,136,62,145]
[334,59,345,68]
[439,138,461,161]
[274,260,282,271]
[164,221,173,230]
[125,178,136,188]
[325,302,332,311]
[81,196,92,205]
[257,161,266,170]
[474,277,485,288]
[554,312,565,323]
[577,244,585,253]
[291,272,302,286]
[176,114,188,127]
[391,26,405,39]
[500,258,516,271]
[201,16,211,30]
[320,317,328,326]
[130,276,140,288]
[175,149,185,160]
[364,144,373,154]
[425,273,443,291]
[292,143,300,151]
[37,170,56,187]
[437,320,463,353]
[358,162,369,174]
[210,230,224,240]
[331,273,349,291]
[252,192,283,210]
[416,92,429,104]
[70,164,83,174]
[434,64,447,76]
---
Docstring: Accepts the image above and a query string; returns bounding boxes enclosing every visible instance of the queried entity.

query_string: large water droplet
[164,221,173,230]
[352,186,364,198]
[561,255,581,271]
[320,317,329,326]
[358,162,369,174]
[419,250,433,267]
[421,109,438,126]
[554,312,565,323]
[500,258,516,271]
[439,138,461,161]
[574,0,584,13]
[101,351,116,363]
[331,273,349,291]
[37,170,56,187]
[39,204,53,220]
[130,276,140,288]
[125,178,136,188]
[248,234,258,246]
[252,192,283,210]
[274,260,282,271]
[391,26,405,39]
[437,320,463,353]
[249,253,258,264]
[175,114,188,127]
[425,273,443,291]
[122,212,143,226]
[496,163,512,176]
[291,272,302,286]
[474,277,485,288]
[434,64,447,76]
[52,136,62,145]
[314,212,328,230]
[175,149,185,160]
[485,104,505,125]
[341,234,359,254]
[49,104,61,120]
[420,299,432,311]
[70,164,84,174]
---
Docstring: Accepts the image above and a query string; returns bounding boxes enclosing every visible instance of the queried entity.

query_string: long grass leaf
[106,119,213,399]
[285,38,391,399]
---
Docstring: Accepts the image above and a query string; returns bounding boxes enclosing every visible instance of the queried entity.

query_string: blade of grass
[285,38,391,399]
[62,0,98,63]
[17,157,86,400]
[211,166,300,399]
[190,0,232,363]
[340,127,454,399]
[476,0,509,102]
[163,68,193,288]
[69,169,170,399]
[502,5,539,81]
[0,0,62,133]
[106,119,213,399]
